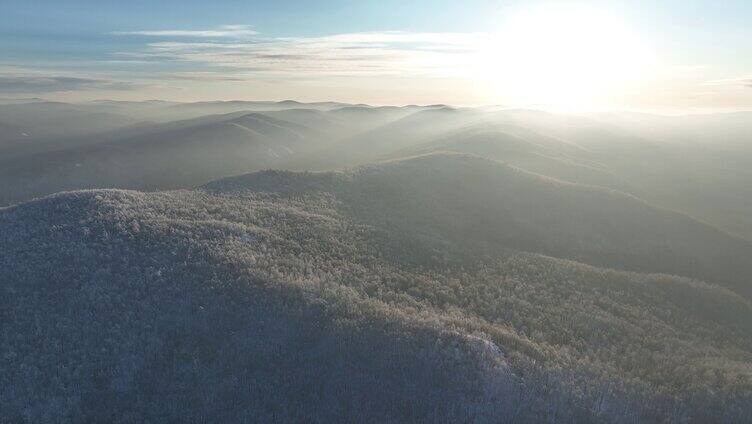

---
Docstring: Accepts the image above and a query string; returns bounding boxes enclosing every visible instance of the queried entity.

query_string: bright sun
[477,6,655,110]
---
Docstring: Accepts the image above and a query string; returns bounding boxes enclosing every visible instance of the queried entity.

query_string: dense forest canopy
[2,100,752,423]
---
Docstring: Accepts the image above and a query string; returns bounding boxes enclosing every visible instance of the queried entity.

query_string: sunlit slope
[300,107,484,169]
[384,126,638,194]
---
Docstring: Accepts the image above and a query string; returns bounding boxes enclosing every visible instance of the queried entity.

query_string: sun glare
[476,6,655,111]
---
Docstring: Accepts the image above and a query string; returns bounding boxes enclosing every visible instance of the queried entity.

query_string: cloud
[111,30,481,79]
[113,25,258,39]
[702,76,752,88]
[157,72,250,82]
[0,74,137,93]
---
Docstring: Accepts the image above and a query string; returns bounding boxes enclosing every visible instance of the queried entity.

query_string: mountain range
[2,99,752,422]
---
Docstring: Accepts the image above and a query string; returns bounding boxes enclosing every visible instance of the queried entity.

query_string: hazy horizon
[3,0,752,113]
[5,97,752,118]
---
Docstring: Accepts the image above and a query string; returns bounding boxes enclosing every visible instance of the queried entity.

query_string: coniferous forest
[3,102,752,421]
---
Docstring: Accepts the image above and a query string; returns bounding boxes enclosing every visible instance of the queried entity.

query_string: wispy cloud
[0,73,137,93]
[112,30,481,78]
[701,75,752,88]
[112,25,258,39]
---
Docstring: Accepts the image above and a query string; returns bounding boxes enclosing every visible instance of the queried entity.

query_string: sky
[1,0,751,111]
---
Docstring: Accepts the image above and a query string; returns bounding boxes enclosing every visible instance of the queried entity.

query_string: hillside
[0,112,329,205]
[303,107,485,169]
[0,101,140,145]
[212,153,752,299]
[3,154,752,422]
[3,101,750,244]
[384,126,638,194]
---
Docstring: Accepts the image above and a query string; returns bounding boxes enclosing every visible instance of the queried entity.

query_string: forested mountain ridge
[207,153,752,299]
[3,152,752,422]
[2,100,752,245]
[0,111,330,205]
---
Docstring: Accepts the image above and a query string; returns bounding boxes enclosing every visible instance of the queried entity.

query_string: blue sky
[2,0,751,110]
